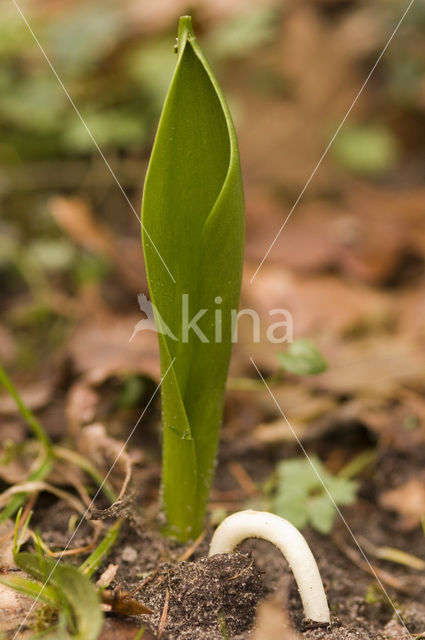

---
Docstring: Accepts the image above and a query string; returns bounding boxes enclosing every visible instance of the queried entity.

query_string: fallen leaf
[314,335,425,396]
[241,266,389,371]
[0,380,53,416]
[50,196,146,294]
[380,479,425,530]
[66,380,100,437]
[68,314,160,382]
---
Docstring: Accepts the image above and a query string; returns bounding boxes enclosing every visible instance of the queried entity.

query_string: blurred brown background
[0,0,425,443]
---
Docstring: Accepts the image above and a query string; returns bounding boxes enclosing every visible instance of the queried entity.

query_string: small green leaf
[276,457,318,492]
[277,339,327,376]
[272,489,309,530]
[79,519,121,577]
[270,456,358,535]
[324,476,359,505]
[307,495,337,535]
[332,123,399,177]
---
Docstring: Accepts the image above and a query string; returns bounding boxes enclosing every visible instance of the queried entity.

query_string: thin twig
[179,529,207,562]
[157,588,170,640]
[129,563,162,597]
[227,461,258,497]
[228,560,254,581]
[333,533,413,595]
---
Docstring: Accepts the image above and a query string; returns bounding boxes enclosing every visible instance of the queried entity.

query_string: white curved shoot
[208,510,330,624]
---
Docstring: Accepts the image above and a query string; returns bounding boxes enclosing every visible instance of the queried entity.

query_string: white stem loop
[208,510,330,624]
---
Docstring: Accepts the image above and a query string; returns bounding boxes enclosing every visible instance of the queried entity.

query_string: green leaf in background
[62,109,146,152]
[271,456,358,535]
[205,7,279,59]
[277,339,327,376]
[141,16,245,540]
[331,123,399,177]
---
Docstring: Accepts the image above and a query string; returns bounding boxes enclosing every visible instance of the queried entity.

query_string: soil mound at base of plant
[138,552,264,639]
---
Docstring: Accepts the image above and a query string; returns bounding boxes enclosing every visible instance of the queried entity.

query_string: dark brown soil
[102,521,425,640]
[133,553,263,640]
[29,449,425,639]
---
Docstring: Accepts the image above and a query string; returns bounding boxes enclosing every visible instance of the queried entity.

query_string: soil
[29,442,425,640]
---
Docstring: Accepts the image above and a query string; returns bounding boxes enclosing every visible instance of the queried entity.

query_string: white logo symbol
[129,294,177,342]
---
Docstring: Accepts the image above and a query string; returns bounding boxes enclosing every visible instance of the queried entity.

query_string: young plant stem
[141,16,244,540]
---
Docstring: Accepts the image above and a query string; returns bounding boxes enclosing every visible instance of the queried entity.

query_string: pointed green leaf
[14,552,102,640]
[141,16,245,540]
[0,574,58,608]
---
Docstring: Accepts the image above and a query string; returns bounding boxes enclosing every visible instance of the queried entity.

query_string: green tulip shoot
[141,16,245,540]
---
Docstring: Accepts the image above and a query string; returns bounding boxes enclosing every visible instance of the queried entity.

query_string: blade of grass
[0,364,54,523]
[0,456,53,524]
[0,364,52,453]
[79,519,122,577]
[53,446,116,504]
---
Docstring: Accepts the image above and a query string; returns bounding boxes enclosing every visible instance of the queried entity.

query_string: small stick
[157,588,170,640]
[128,562,162,596]
[179,529,207,562]
[228,559,254,581]
[333,533,413,594]
[227,461,258,497]
[34,520,103,558]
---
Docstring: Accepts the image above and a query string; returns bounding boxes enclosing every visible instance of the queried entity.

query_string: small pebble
[122,546,138,563]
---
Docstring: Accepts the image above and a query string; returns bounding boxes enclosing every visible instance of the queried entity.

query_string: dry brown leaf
[245,191,339,273]
[68,314,160,381]
[380,479,425,531]
[397,288,425,338]
[96,563,119,588]
[0,442,41,485]
[0,380,53,416]
[50,196,146,294]
[50,196,115,257]
[358,391,425,451]
[66,381,100,437]
[237,3,382,190]
[315,335,425,396]
[241,266,389,371]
